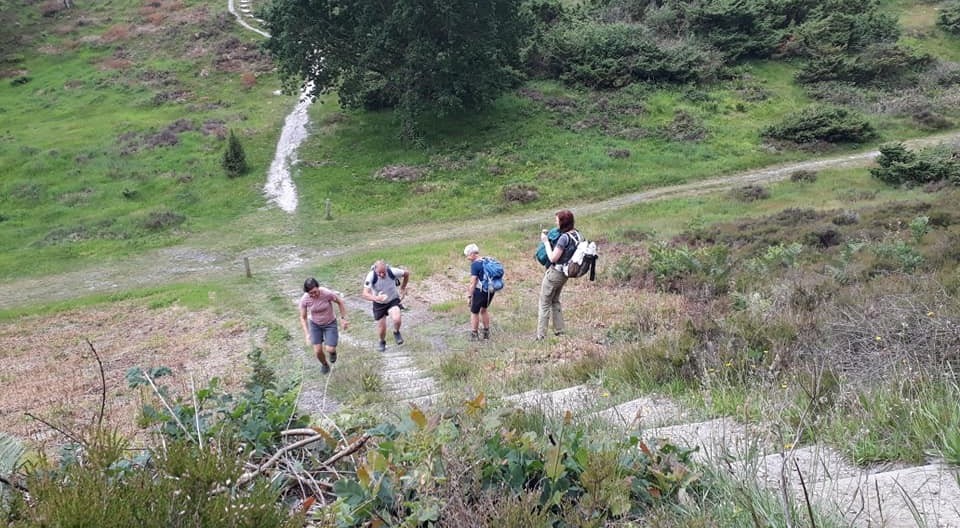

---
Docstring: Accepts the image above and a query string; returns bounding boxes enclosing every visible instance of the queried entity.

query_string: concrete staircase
[498,383,960,528]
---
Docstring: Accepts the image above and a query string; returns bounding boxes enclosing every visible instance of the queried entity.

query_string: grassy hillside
[2,0,959,280]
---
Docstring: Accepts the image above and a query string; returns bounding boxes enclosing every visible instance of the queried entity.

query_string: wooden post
[325,198,332,220]
[244,257,251,278]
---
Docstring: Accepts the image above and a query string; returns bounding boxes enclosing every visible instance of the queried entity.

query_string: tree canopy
[262,0,527,138]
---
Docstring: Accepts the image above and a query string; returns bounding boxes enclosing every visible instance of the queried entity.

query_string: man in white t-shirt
[362,260,410,352]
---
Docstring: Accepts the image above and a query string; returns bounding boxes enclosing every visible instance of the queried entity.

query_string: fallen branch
[219,433,371,493]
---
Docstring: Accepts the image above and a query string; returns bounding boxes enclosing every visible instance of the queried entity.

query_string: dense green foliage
[939,1,960,35]
[222,130,250,178]
[869,142,960,185]
[761,106,876,144]
[261,0,527,138]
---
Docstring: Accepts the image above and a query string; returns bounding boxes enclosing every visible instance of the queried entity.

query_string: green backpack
[534,228,561,267]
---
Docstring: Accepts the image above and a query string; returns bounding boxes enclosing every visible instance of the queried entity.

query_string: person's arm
[399,268,410,296]
[547,234,565,264]
[299,306,311,344]
[362,285,381,302]
[362,271,383,302]
[335,295,349,329]
[468,271,478,300]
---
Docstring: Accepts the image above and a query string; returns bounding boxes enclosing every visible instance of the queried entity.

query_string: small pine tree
[222,130,249,178]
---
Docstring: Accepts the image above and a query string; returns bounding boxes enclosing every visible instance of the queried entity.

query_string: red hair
[556,209,575,232]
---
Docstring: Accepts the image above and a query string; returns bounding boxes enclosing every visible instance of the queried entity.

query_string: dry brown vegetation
[0,302,252,454]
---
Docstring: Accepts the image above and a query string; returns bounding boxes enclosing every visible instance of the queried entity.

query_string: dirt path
[3,132,959,312]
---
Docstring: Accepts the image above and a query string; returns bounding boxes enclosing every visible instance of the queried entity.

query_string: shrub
[607,148,630,159]
[939,1,960,35]
[796,44,932,87]
[222,130,249,178]
[535,20,721,88]
[790,169,818,183]
[728,184,769,202]
[832,210,860,226]
[761,106,875,144]
[142,210,185,231]
[501,183,539,204]
[374,164,427,182]
[869,143,960,185]
[660,110,708,142]
[646,242,732,295]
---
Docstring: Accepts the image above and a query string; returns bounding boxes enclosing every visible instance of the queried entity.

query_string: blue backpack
[480,257,505,293]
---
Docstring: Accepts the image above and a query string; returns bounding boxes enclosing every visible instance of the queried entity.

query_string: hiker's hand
[341,319,349,330]
[540,230,548,242]
[377,293,388,302]
[304,334,311,345]
[400,286,406,297]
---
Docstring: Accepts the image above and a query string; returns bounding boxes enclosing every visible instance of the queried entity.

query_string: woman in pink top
[299,277,349,374]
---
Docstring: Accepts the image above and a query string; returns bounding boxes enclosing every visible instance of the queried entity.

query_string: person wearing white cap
[464,243,494,340]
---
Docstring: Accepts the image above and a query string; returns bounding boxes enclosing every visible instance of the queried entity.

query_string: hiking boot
[470,331,479,341]
[482,328,490,340]
[554,331,564,337]
[329,351,337,364]
[377,340,386,353]
[535,335,545,341]
[399,303,409,311]
[320,363,330,375]
[394,331,404,345]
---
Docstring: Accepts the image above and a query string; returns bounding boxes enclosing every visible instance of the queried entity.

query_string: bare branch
[24,412,81,445]
[84,338,107,429]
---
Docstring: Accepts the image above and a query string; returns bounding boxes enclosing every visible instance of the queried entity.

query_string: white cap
[463,243,479,256]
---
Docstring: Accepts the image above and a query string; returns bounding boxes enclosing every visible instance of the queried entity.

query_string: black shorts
[372,297,402,321]
[470,289,495,314]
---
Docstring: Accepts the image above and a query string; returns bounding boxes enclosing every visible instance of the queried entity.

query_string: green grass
[0,0,290,279]
[4,0,959,284]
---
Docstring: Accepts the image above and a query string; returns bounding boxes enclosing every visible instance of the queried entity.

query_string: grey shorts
[309,320,339,347]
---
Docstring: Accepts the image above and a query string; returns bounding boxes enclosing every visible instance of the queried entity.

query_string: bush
[938,1,960,35]
[646,242,732,295]
[729,184,769,202]
[535,20,721,88]
[869,143,960,186]
[142,210,185,231]
[761,106,875,144]
[790,169,818,183]
[222,130,249,178]
[796,44,932,87]
[501,183,539,204]
[795,5,900,55]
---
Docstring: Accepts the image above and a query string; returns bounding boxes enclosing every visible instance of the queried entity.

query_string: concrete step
[595,395,690,429]
[730,444,861,490]
[402,392,441,408]
[382,355,412,370]
[647,417,769,463]
[804,462,960,528]
[382,367,421,380]
[503,384,601,416]
[385,376,437,397]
